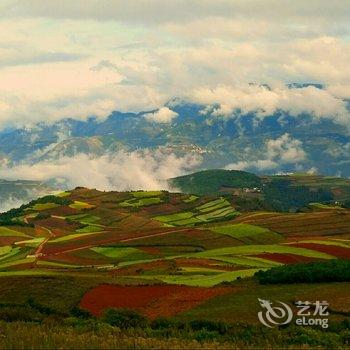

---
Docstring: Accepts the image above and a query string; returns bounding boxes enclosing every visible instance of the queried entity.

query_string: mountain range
[1,84,350,179]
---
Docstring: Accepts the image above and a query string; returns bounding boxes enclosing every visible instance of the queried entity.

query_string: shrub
[255,259,350,284]
[0,306,43,322]
[102,308,148,329]
[70,306,93,319]
[189,320,228,334]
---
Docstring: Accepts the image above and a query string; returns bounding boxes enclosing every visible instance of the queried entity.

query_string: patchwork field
[0,185,349,349]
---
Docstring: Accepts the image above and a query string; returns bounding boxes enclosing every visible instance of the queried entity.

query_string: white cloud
[192,85,350,125]
[0,151,202,191]
[144,107,178,123]
[266,133,306,163]
[225,133,306,172]
[0,2,349,129]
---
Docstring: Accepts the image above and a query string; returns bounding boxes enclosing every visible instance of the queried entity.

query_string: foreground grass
[0,322,225,350]
[0,317,349,349]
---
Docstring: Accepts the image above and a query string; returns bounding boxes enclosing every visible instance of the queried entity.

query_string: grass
[158,269,262,287]
[210,223,269,238]
[36,260,84,269]
[131,191,163,198]
[49,232,101,243]
[0,227,29,237]
[76,225,103,233]
[169,217,203,226]
[309,202,342,210]
[0,257,36,269]
[196,207,239,222]
[0,269,60,277]
[92,247,153,263]
[193,244,336,260]
[155,212,194,223]
[32,203,60,211]
[56,191,71,197]
[180,281,350,323]
[208,223,282,244]
[212,256,282,268]
[183,195,199,203]
[196,198,230,213]
[15,237,45,248]
[67,214,101,224]
[0,247,22,262]
[0,246,12,256]
[288,239,350,248]
[120,197,162,208]
[69,201,95,210]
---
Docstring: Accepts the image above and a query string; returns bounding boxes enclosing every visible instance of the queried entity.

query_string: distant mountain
[0,85,350,177]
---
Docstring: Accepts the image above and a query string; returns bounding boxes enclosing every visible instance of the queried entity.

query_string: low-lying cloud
[0,151,202,191]
[192,85,350,125]
[144,107,178,123]
[225,133,306,172]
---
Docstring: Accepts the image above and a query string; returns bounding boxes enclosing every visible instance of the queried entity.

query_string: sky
[0,0,349,200]
[0,0,349,128]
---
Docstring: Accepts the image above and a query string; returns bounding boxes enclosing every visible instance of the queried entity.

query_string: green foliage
[255,259,350,284]
[0,195,72,225]
[70,306,93,319]
[102,308,148,329]
[120,197,162,208]
[34,212,51,220]
[264,178,334,212]
[170,169,262,195]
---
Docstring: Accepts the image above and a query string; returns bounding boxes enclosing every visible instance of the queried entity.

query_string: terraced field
[0,188,349,283]
[0,186,349,326]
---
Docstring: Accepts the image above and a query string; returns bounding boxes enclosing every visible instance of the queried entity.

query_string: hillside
[0,187,349,284]
[170,169,350,212]
[0,187,349,347]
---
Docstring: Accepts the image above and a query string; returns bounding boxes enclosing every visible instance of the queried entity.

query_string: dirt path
[119,227,190,243]
[34,226,55,257]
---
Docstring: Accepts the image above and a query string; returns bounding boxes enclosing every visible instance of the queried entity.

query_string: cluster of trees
[171,169,262,195]
[255,259,350,284]
[0,195,72,226]
[263,179,334,212]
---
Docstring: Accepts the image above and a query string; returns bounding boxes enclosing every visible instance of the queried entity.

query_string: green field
[0,227,29,237]
[69,201,95,209]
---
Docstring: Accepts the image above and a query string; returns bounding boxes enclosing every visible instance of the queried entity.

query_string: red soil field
[48,206,79,216]
[0,237,23,245]
[139,246,161,254]
[41,251,110,266]
[254,253,322,264]
[80,284,235,319]
[34,217,79,234]
[288,243,350,259]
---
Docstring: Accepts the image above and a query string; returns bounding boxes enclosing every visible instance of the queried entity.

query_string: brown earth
[288,243,350,259]
[253,253,323,264]
[80,284,236,319]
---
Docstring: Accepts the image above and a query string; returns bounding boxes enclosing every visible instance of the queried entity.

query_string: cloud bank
[0,2,349,128]
[225,133,306,171]
[0,151,202,191]
[144,107,178,123]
